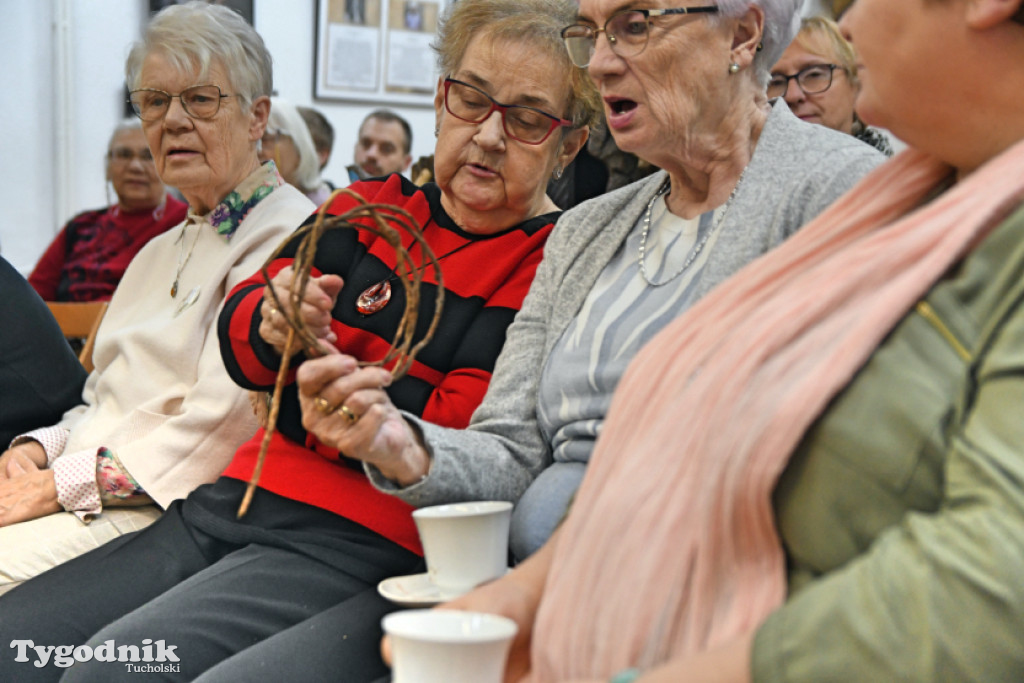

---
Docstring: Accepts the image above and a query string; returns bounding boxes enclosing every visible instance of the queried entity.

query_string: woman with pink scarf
[427,1,1024,681]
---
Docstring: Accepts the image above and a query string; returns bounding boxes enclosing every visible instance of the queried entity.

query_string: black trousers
[0,478,423,682]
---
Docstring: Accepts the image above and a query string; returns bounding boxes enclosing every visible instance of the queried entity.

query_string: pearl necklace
[638,168,747,287]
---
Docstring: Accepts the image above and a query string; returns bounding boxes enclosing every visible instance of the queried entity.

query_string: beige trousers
[0,505,162,596]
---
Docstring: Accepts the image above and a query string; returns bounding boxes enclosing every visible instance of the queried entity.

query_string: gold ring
[314,396,334,414]
[337,404,359,425]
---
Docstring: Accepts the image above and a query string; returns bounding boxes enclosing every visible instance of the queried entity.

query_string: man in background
[346,109,413,182]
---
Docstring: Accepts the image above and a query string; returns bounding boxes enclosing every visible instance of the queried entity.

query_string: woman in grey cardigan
[297,0,883,562]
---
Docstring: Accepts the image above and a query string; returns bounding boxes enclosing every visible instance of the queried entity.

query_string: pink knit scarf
[530,141,1024,680]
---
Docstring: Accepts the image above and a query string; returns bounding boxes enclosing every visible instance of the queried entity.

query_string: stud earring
[552,166,563,181]
[729,63,740,74]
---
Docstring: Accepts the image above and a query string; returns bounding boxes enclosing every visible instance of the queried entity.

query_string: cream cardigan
[57,183,314,508]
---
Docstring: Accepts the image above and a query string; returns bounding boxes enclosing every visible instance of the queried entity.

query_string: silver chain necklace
[638,168,747,287]
[171,220,202,298]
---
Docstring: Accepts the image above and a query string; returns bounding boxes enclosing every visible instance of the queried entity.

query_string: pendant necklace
[638,167,748,287]
[171,220,202,298]
[356,239,475,315]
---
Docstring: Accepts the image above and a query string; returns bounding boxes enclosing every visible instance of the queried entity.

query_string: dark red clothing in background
[29,195,188,302]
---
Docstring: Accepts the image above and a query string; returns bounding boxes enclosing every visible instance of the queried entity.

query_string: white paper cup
[412,501,512,598]
[383,609,517,683]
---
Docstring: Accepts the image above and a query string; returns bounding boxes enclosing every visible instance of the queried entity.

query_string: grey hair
[107,118,143,151]
[714,0,802,86]
[267,97,322,193]
[124,0,273,108]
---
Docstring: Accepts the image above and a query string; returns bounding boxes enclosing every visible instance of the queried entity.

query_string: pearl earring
[729,63,740,74]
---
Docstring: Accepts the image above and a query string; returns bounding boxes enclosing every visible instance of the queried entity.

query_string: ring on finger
[314,396,334,414]
[337,404,359,425]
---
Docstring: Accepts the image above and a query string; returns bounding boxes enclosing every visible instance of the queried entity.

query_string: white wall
[1,0,438,274]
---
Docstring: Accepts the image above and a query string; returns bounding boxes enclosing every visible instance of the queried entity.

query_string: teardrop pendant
[356,280,392,315]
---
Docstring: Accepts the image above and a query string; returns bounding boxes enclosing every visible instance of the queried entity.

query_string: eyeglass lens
[767,65,835,98]
[110,148,154,163]
[129,85,224,122]
[444,80,562,144]
[563,10,654,68]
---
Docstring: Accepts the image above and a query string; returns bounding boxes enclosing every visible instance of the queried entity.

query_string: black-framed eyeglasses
[767,64,839,99]
[108,147,154,164]
[128,84,234,122]
[442,77,572,145]
[561,6,719,68]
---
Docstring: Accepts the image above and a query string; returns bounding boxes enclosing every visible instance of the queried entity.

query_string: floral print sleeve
[97,447,154,506]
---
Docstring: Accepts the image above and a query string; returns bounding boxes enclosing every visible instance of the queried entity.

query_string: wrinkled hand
[259,266,344,357]
[296,354,430,486]
[0,441,47,480]
[0,466,60,526]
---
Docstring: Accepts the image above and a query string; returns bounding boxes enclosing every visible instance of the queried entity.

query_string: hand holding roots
[237,188,443,517]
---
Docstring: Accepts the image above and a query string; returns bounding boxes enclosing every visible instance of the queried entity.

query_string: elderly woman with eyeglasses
[0,0,598,680]
[28,118,188,302]
[770,15,893,155]
[258,96,334,205]
[0,1,313,593]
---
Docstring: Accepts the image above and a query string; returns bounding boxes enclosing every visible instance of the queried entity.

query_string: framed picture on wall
[314,0,451,106]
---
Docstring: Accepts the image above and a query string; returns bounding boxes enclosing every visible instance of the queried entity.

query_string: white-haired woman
[259,96,333,204]
[294,0,883,567]
[0,0,313,592]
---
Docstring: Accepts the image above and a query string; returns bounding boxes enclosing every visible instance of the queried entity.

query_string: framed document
[314,0,450,106]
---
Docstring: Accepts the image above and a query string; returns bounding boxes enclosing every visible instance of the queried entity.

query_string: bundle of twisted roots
[237,188,443,517]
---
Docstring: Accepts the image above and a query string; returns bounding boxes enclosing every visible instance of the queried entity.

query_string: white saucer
[378,570,512,608]
[377,572,452,607]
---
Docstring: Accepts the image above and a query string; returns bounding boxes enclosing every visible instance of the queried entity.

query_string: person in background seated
[770,15,893,155]
[0,256,87,447]
[259,96,333,205]
[0,1,597,680]
[28,118,188,302]
[0,0,314,595]
[346,108,414,182]
[298,104,336,188]
[442,1,1024,681]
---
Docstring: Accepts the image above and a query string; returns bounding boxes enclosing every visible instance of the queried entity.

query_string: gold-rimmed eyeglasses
[128,84,235,122]
[442,77,572,145]
[767,64,840,99]
[561,6,720,68]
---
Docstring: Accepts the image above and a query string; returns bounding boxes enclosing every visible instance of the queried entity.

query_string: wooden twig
[237,188,443,518]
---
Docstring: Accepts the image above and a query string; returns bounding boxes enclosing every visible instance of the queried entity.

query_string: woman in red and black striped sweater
[218,173,557,554]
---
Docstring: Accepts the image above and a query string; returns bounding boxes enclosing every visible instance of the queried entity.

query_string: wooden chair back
[46,301,109,374]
